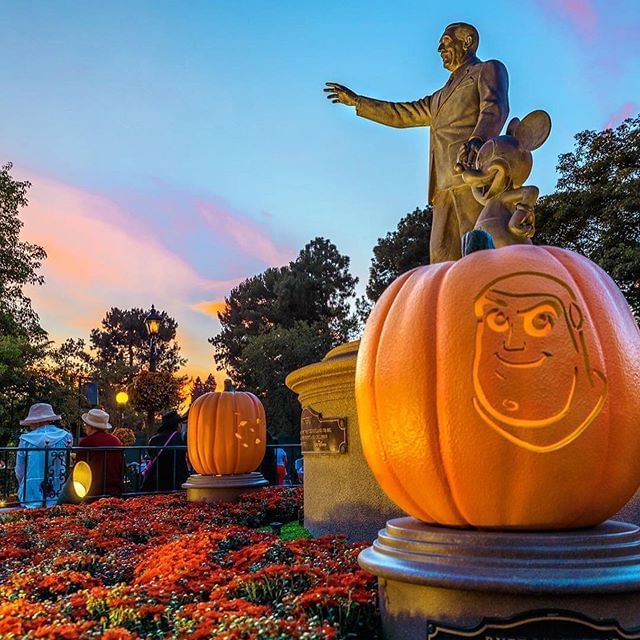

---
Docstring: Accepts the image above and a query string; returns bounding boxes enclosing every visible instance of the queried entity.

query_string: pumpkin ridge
[371,267,434,520]
[233,391,240,474]
[222,392,234,474]
[188,394,205,473]
[198,393,211,474]
[211,392,221,475]
[540,246,615,527]
[371,270,437,521]
[378,265,464,522]
[250,393,266,471]
[513,246,610,525]
[430,260,470,525]
[356,271,419,516]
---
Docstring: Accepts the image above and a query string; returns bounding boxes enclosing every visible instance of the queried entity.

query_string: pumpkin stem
[462,229,496,256]
[224,378,235,392]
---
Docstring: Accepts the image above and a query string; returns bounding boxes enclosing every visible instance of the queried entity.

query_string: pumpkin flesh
[188,391,266,475]
[356,245,640,529]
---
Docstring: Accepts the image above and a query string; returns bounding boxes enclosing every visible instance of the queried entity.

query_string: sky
[1,0,639,386]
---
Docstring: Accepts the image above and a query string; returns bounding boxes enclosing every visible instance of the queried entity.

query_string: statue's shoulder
[478,60,507,71]
[479,59,509,75]
[472,59,509,85]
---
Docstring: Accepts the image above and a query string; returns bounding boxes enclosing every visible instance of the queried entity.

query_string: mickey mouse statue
[460,110,552,248]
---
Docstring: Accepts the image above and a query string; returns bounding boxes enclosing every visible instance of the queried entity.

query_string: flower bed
[0,488,379,639]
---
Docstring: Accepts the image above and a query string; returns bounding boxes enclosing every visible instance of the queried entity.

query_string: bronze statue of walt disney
[325,22,509,263]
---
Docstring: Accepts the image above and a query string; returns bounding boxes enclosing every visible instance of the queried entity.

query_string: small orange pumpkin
[356,244,640,529]
[188,390,267,475]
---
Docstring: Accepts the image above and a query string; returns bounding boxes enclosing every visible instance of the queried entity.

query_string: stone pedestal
[182,472,268,503]
[286,341,403,541]
[614,486,640,525]
[359,517,640,640]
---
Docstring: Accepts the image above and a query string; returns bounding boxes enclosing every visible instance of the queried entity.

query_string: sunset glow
[2,1,638,383]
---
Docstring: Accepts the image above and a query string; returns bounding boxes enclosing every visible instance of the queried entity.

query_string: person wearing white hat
[75,409,124,498]
[15,403,73,508]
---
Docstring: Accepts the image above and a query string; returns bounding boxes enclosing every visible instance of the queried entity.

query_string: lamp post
[145,304,161,372]
[115,390,129,428]
[144,305,162,432]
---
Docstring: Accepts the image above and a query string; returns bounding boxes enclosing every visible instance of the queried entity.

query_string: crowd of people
[12,401,302,509]
[14,402,189,508]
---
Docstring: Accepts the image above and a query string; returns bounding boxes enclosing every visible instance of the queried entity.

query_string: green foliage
[90,307,185,377]
[41,339,96,435]
[190,373,217,404]
[0,163,47,336]
[128,370,186,429]
[0,164,51,443]
[358,207,432,325]
[240,322,331,438]
[279,521,312,541]
[535,115,640,319]
[210,238,357,438]
[89,307,187,429]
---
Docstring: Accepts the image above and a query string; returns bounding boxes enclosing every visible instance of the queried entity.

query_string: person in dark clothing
[259,431,278,486]
[76,409,124,498]
[142,410,189,492]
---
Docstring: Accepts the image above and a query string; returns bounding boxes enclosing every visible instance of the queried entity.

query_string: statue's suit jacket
[355,56,509,204]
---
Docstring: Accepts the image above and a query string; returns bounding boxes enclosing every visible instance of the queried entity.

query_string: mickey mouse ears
[506,110,552,151]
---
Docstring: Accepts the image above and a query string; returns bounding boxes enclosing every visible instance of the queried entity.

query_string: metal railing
[0,443,302,509]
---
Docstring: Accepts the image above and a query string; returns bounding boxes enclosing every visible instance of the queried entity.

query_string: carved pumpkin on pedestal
[355,244,640,529]
[187,390,267,475]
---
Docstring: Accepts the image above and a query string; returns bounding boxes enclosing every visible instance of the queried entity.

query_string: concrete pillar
[286,340,403,541]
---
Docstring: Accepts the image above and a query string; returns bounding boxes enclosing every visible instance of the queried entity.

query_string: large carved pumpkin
[356,244,640,529]
[188,390,266,475]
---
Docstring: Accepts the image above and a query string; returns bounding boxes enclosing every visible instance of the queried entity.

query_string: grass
[257,521,312,540]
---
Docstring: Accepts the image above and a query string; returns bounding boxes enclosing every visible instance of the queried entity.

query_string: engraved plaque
[300,407,347,454]
[428,610,640,640]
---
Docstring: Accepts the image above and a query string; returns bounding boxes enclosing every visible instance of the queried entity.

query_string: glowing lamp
[57,461,92,504]
[145,305,162,336]
[116,391,129,405]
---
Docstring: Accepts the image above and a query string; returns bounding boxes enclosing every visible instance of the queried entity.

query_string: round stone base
[359,517,640,640]
[182,472,268,503]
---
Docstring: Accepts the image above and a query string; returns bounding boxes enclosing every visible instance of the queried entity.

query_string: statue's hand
[508,204,536,239]
[454,138,483,173]
[324,82,358,107]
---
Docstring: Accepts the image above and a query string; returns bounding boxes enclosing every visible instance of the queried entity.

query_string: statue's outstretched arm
[324,81,432,128]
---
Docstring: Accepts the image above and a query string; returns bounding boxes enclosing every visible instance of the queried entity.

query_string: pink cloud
[534,0,599,41]
[17,169,243,380]
[604,101,637,129]
[194,198,294,268]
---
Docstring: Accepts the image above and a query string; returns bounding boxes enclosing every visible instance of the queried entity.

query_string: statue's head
[438,23,479,72]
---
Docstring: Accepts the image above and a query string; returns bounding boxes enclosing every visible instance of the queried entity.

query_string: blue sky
[1,0,639,381]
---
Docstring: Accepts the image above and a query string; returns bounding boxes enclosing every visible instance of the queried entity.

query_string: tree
[39,339,96,438]
[356,207,432,325]
[90,307,186,379]
[210,237,358,438]
[365,207,432,303]
[275,237,359,342]
[0,163,47,336]
[211,237,357,388]
[0,163,50,444]
[0,333,46,444]
[240,322,330,438]
[190,374,217,404]
[128,370,186,437]
[535,115,640,319]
